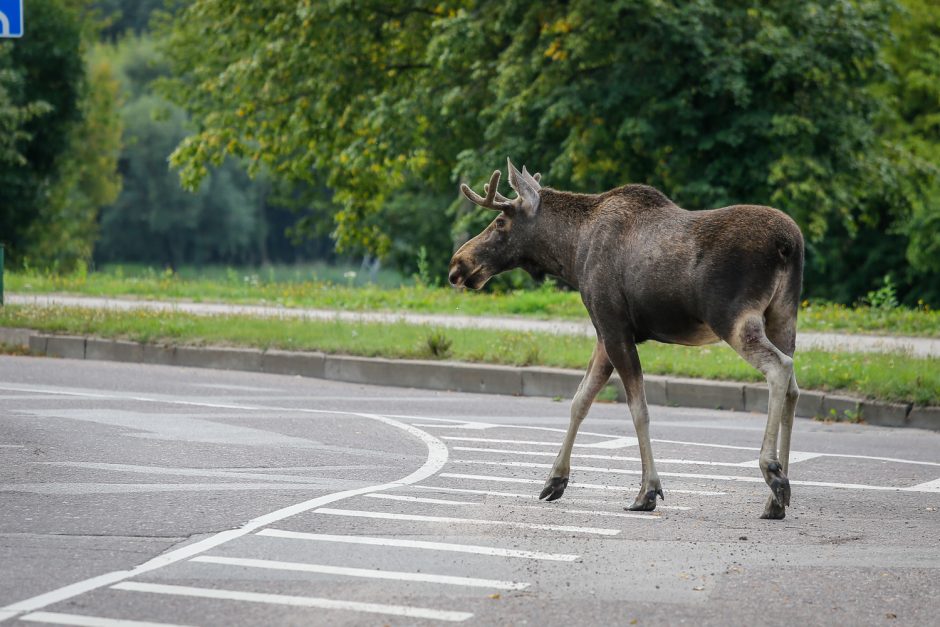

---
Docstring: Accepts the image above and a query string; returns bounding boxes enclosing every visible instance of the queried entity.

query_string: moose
[449,160,804,519]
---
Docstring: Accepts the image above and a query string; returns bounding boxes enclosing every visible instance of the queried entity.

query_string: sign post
[0,0,23,38]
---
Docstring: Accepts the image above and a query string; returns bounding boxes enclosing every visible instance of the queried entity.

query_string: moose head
[448,159,543,290]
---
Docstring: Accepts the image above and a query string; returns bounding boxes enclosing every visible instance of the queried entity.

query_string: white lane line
[112,582,473,623]
[0,387,448,623]
[409,484,692,510]
[908,478,940,492]
[428,420,940,468]
[581,437,639,449]
[413,422,493,430]
[452,446,754,467]
[512,505,658,520]
[442,436,638,449]
[365,488,656,518]
[452,460,934,492]
[40,462,351,485]
[443,436,562,446]
[440,473,728,495]
[257,528,579,561]
[313,507,621,536]
[734,452,824,467]
[364,493,478,505]
[191,555,529,591]
[20,612,195,627]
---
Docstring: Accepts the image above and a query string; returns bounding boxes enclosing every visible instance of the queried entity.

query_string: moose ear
[507,158,541,216]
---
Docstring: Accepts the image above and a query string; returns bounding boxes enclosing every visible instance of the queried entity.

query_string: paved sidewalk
[8,293,939,357]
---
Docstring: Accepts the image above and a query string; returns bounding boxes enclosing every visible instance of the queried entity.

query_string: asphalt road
[1,356,938,626]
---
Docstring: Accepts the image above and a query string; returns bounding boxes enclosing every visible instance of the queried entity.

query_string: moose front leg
[607,340,664,512]
[540,341,613,501]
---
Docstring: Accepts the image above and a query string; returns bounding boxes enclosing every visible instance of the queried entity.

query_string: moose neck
[521,189,595,290]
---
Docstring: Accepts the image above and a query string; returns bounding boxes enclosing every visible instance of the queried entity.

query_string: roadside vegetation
[1,305,936,406]
[6,268,939,337]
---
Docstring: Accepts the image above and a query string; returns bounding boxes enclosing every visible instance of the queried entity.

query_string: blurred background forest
[1,0,938,304]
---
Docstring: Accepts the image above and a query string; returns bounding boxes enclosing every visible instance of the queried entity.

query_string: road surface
[1,356,938,626]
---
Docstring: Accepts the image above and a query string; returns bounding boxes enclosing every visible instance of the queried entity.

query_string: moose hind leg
[728,314,794,519]
[540,341,613,501]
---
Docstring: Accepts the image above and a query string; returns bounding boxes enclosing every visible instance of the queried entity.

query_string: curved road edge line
[0,411,449,622]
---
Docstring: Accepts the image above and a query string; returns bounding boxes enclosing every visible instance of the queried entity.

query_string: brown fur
[451,161,804,519]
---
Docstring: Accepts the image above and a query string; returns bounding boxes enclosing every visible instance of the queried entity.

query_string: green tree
[24,51,123,270]
[161,0,936,301]
[95,35,307,268]
[0,0,87,266]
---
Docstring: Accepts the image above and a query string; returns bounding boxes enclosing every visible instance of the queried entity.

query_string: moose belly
[637,320,721,346]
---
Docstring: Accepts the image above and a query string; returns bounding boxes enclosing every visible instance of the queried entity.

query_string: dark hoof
[766,462,791,507]
[760,495,786,520]
[627,488,664,512]
[539,476,568,501]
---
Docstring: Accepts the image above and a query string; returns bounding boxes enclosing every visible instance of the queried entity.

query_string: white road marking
[40,462,353,485]
[257,528,580,561]
[452,460,937,492]
[20,612,195,627]
[0,387,449,622]
[581,437,639,449]
[440,473,728,495]
[734,451,824,467]
[111,582,473,623]
[409,484,692,510]
[423,419,940,468]
[512,505,659,519]
[908,478,940,492]
[413,423,493,430]
[452,446,757,467]
[191,555,529,590]
[364,493,478,505]
[2,482,352,495]
[443,436,562,446]
[313,507,621,536]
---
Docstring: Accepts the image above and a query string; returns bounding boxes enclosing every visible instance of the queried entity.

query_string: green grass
[6,268,940,336]
[1,304,936,406]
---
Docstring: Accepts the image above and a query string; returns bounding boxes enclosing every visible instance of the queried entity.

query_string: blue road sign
[0,0,23,38]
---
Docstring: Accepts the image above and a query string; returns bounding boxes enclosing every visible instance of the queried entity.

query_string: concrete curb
[2,326,936,431]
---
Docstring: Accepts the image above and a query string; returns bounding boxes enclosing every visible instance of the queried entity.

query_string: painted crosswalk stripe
[20,612,195,627]
[191,555,528,590]
[443,436,561,446]
[440,473,728,495]
[364,493,477,505]
[362,489,656,519]
[451,460,928,492]
[452,446,756,467]
[511,504,659,519]
[580,437,639,449]
[409,484,692,510]
[313,507,621,535]
[256,528,579,561]
[112,582,473,623]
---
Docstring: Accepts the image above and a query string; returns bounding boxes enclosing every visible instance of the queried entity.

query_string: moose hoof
[760,495,786,520]
[539,476,568,501]
[627,487,664,512]
[765,462,791,508]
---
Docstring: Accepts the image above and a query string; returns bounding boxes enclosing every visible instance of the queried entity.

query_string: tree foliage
[0,0,88,265]
[159,1,940,301]
[94,35,332,269]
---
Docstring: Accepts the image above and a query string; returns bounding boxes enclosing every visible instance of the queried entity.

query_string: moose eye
[495,218,507,229]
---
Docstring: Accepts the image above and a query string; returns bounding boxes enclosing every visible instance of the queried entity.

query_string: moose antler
[482,170,541,203]
[460,170,516,212]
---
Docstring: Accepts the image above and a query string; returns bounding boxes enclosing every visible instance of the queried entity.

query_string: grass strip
[6,271,939,337]
[0,304,936,406]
